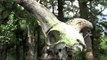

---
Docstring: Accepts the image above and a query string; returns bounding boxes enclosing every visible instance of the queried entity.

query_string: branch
[16,0,60,33]
[16,0,87,53]
[66,18,93,32]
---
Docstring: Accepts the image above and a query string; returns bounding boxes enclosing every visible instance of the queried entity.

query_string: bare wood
[15,1,94,59]
[66,18,93,32]
[16,0,60,33]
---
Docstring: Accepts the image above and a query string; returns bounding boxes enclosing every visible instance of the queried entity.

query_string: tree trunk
[16,44,20,60]
[36,26,42,60]
[22,35,26,60]
[78,0,94,60]
[82,28,93,60]
[78,1,88,19]
[58,0,64,22]
[15,19,21,60]
[0,43,7,60]
[25,25,37,60]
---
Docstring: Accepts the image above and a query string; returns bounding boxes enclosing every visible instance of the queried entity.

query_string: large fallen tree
[16,0,93,60]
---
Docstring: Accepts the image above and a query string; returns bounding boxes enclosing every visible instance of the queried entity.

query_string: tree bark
[58,0,64,22]
[0,43,7,60]
[16,0,60,34]
[78,0,94,60]
[78,0,88,19]
[36,26,42,60]
[82,28,93,60]
[16,44,20,60]
[22,35,26,60]
[25,25,37,60]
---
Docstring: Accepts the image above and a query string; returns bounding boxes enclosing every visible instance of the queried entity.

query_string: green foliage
[19,20,27,30]
[99,55,107,60]
[99,36,107,50]
[0,12,17,44]
[100,22,107,28]
[94,35,107,60]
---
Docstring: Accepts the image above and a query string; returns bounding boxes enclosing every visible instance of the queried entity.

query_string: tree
[78,0,94,60]
[0,43,7,60]
[58,0,64,22]
[2,0,107,60]
[0,11,17,60]
[16,0,93,60]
